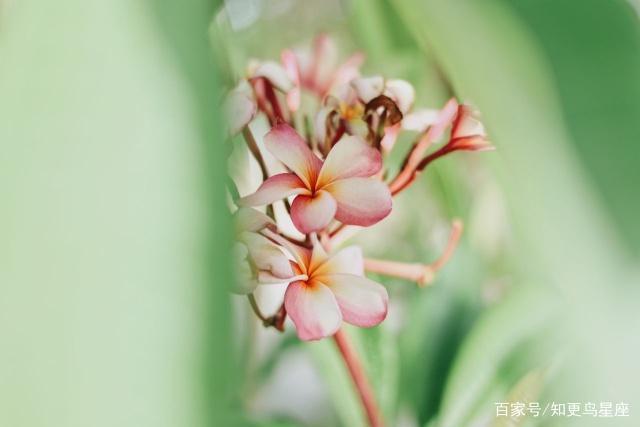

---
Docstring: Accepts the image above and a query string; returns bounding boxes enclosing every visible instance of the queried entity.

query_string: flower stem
[333,328,383,427]
[242,127,269,181]
[247,293,268,323]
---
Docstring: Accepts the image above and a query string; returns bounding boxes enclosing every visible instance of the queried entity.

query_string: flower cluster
[225,34,492,341]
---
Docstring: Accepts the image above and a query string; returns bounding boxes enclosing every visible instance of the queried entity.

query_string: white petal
[384,79,415,114]
[241,232,294,280]
[252,61,293,92]
[402,109,440,132]
[224,82,256,135]
[314,246,364,277]
[351,76,385,103]
[234,207,274,233]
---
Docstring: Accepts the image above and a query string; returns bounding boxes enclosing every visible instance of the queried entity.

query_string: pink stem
[333,328,383,427]
[364,220,464,287]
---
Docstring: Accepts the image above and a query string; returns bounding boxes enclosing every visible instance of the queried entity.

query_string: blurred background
[1,0,639,426]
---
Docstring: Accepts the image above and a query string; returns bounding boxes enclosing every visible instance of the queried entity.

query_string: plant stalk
[333,328,383,427]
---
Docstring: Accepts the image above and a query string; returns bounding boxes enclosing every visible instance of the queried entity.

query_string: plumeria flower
[232,208,300,294]
[446,103,493,151]
[350,75,415,115]
[247,60,294,94]
[223,62,294,135]
[281,33,364,108]
[269,233,388,341]
[388,99,493,195]
[314,76,416,152]
[238,123,392,234]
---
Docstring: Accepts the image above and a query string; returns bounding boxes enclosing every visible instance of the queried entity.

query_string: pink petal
[332,52,365,88]
[324,178,392,227]
[281,49,301,112]
[452,104,486,139]
[285,281,342,341]
[317,135,382,186]
[322,274,388,327]
[310,34,339,93]
[384,79,415,114]
[425,98,458,142]
[314,246,364,277]
[290,190,337,234]
[264,123,322,188]
[237,173,308,207]
[351,76,384,104]
[380,123,401,153]
[308,239,330,273]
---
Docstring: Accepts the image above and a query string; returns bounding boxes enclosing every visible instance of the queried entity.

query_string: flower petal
[332,52,365,88]
[252,61,293,92]
[314,246,364,277]
[425,98,458,142]
[264,123,323,188]
[224,82,256,135]
[321,274,388,327]
[234,207,274,233]
[324,178,392,227]
[314,107,332,147]
[351,75,384,104]
[290,190,337,234]
[285,281,342,341]
[452,104,486,139]
[281,49,301,112]
[237,173,308,207]
[384,79,415,114]
[308,237,330,273]
[240,231,294,280]
[310,34,339,93]
[402,109,440,132]
[232,242,257,294]
[317,135,382,186]
[380,123,401,153]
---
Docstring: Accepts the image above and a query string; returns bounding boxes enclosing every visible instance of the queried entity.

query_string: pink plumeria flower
[447,104,493,151]
[279,236,388,341]
[232,208,300,294]
[281,34,364,106]
[416,99,493,150]
[238,123,392,234]
[223,62,294,135]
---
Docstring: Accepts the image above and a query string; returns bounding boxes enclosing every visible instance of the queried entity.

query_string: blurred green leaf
[0,1,236,426]
[491,368,546,427]
[436,286,558,427]
[511,0,640,256]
